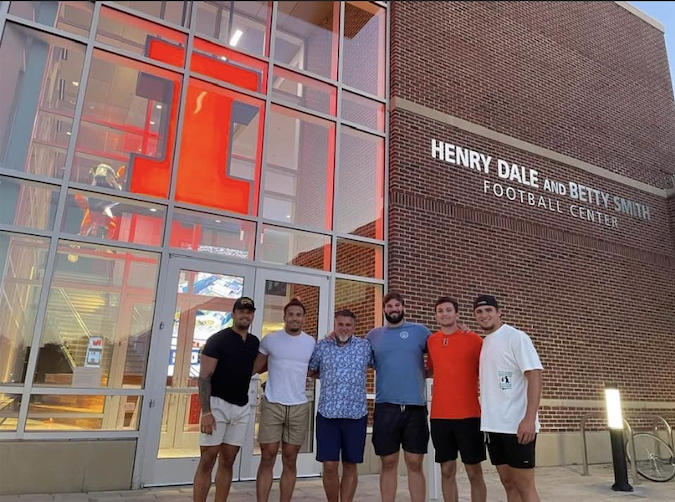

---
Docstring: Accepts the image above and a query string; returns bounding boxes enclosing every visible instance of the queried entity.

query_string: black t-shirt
[201,327,260,406]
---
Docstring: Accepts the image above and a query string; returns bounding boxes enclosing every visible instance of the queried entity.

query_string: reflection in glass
[159,270,243,458]
[254,280,320,454]
[62,189,166,246]
[175,79,264,214]
[274,1,339,80]
[0,233,49,384]
[260,225,331,271]
[0,394,21,431]
[191,37,268,93]
[9,1,94,37]
[0,23,86,178]
[111,1,191,27]
[195,1,271,57]
[271,67,337,115]
[71,50,182,199]
[342,91,385,131]
[25,395,142,431]
[96,6,188,67]
[335,127,384,239]
[335,279,382,426]
[0,176,59,231]
[263,105,335,229]
[34,242,159,388]
[342,2,386,97]
[336,239,384,279]
[170,209,255,259]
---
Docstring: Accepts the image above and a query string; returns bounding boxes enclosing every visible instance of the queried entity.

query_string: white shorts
[200,396,250,447]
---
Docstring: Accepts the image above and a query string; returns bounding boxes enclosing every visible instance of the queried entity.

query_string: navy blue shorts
[316,413,368,464]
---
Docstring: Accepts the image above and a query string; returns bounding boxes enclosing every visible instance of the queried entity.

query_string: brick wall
[390,1,675,189]
[390,2,675,433]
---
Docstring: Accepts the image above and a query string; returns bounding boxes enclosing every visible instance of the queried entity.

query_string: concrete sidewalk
[1,464,673,501]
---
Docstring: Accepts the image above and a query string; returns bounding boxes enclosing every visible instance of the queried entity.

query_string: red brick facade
[389,2,675,433]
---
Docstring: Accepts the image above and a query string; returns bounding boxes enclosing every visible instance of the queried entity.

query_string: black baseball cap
[233,296,256,311]
[473,295,500,311]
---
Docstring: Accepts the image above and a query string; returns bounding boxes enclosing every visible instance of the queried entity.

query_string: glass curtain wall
[0,0,388,436]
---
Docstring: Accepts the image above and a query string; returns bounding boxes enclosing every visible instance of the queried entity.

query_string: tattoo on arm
[198,376,212,414]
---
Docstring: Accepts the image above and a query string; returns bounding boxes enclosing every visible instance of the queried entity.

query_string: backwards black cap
[473,295,500,311]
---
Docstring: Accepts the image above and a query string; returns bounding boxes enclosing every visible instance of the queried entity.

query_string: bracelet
[201,412,213,418]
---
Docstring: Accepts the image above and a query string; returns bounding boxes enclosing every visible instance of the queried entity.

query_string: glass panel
[25,394,142,430]
[336,238,384,279]
[9,1,94,37]
[111,1,191,27]
[263,105,335,229]
[260,225,331,271]
[0,23,86,178]
[191,37,268,93]
[272,66,337,115]
[175,78,264,215]
[195,1,271,57]
[0,176,59,231]
[342,90,385,131]
[170,209,255,260]
[71,50,182,200]
[96,6,188,68]
[274,1,339,80]
[0,394,22,431]
[33,242,159,388]
[0,233,49,384]
[342,1,386,97]
[254,280,320,454]
[335,126,384,239]
[158,269,244,458]
[62,188,166,246]
[334,279,382,425]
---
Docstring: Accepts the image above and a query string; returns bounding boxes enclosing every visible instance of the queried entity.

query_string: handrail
[579,411,639,485]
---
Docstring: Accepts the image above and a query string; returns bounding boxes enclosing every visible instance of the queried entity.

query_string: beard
[384,310,405,324]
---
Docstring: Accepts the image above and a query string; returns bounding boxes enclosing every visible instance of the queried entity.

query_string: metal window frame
[0,0,390,449]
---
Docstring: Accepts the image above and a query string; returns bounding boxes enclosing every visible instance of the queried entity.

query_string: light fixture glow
[604,387,623,430]
[229,29,243,47]
[150,121,156,125]
[149,208,158,213]
[72,81,79,86]
[156,104,163,110]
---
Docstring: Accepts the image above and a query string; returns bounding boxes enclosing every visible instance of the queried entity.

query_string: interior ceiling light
[229,29,243,47]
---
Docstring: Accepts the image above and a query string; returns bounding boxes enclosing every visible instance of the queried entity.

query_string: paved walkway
[1,464,673,501]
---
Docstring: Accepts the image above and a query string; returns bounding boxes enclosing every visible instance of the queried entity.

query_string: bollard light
[604,387,623,430]
[604,383,633,492]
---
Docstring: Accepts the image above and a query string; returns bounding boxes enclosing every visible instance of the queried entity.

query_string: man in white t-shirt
[252,298,316,502]
[473,295,544,502]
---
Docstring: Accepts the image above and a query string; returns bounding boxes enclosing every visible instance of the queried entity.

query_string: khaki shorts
[258,396,310,445]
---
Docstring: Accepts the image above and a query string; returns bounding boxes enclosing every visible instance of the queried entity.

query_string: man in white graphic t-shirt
[473,295,544,502]
[252,298,316,502]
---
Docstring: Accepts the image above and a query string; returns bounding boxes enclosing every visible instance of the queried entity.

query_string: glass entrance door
[140,256,255,486]
[239,270,330,480]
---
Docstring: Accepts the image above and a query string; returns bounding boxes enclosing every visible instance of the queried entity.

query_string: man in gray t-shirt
[366,292,431,502]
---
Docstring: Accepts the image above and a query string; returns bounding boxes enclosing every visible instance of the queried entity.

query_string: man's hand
[517,416,536,444]
[325,330,336,340]
[201,412,216,435]
[459,323,470,333]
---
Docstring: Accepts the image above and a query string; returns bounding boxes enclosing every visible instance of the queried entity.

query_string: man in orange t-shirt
[427,296,487,502]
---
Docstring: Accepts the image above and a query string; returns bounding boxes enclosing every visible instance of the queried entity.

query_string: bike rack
[579,411,638,485]
[579,411,675,485]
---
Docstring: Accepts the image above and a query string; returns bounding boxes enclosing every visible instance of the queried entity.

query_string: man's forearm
[198,376,212,414]
[524,370,543,419]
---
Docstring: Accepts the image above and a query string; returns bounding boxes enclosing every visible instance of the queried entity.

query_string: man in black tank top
[194,296,259,502]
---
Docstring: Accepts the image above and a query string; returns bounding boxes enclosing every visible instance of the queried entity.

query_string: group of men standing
[194,291,544,502]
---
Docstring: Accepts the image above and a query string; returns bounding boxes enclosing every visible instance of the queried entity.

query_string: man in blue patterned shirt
[308,309,373,502]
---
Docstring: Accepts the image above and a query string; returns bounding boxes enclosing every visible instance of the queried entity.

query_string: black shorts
[316,413,368,464]
[372,403,429,456]
[486,432,537,469]
[430,417,486,465]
